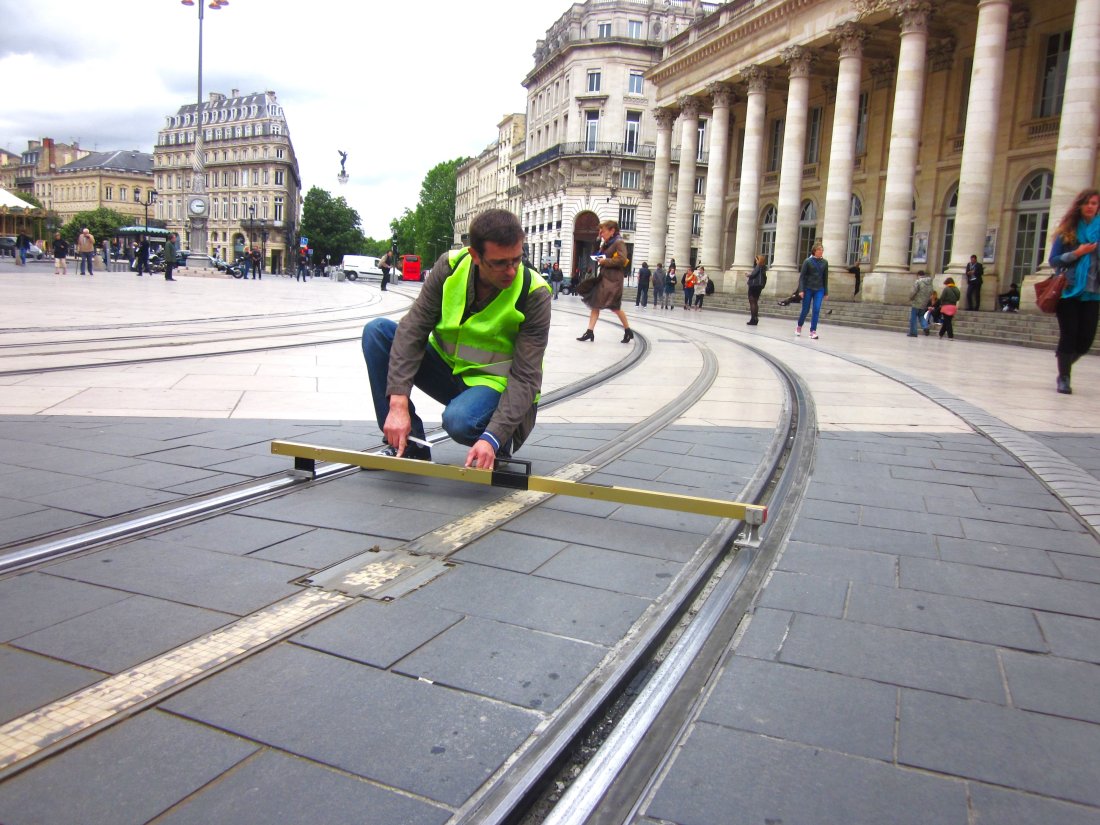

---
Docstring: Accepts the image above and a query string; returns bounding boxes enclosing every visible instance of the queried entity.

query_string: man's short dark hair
[469,209,524,256]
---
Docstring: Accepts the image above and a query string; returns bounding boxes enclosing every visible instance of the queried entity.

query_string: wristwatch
[188,197,208,216]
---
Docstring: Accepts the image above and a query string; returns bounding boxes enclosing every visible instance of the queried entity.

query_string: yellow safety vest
[429,248,549,393]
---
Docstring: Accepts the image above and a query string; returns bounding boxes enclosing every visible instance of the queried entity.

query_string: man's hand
[465,439,497,469]
[383,395,413,456]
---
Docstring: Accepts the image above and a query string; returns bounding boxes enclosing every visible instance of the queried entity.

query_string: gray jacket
[909,274,933,309]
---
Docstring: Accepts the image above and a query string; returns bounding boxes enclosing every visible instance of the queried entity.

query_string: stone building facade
[517,0,719,277]
[454,113,526,247]
[645,0,1100,305]
[47,151,154,227]
[153,89,301,271]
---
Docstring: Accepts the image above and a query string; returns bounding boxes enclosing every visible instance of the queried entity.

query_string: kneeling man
[362,209,551,469]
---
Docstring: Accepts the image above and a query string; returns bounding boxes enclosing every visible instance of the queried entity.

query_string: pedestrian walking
[652,263,667,309]
[379,250,393,291]
[52,232,69,275]
[576,219,634,344]
[938,277,961,338]
[796,243,829,339]
[76,228,96,275]
[135,238,150,276]
[549,262,563,299]
[163,233,179,281]
[746,255,767,324]
[1048,188,1100,395]
[15,232,30,266]
[635,261,651,308]
[907,270,934,336]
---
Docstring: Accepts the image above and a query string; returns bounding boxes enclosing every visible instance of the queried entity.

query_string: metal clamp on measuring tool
[271,440,767,525]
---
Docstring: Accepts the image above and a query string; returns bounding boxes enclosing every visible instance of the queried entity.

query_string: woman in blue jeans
[796,244,829,340]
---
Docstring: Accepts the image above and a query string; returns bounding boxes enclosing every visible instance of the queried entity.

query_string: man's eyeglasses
[481,256,523,272]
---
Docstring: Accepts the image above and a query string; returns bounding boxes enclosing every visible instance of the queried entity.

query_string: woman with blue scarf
[1049,189,1100,395]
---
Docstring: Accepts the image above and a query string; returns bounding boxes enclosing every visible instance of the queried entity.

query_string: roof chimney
[231,88,239,98]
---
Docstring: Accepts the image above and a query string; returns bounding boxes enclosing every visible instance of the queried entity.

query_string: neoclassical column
[732,65,769,270]
[649,107,676,267]
[701,83,734,277]
[866,1,932,303]
[821,23,868,288]
[673,97,701,268]
[1051,0,1100,213]
[948,0,1011,277]
[773,47,814,277]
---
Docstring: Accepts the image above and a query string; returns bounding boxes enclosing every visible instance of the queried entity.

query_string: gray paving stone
[249,527,394,569]
[791,517,938,558]
[901,557,1100,619]
[857,450,935,468]
[937,536,1063,576]
[861,504,963,537]
[1001,650,1100,724]
[0,496,46,520]
[53,432,175,458]
[1050,551,1100,584]
[403,564,650,646]
[846,582,1047,651]
[45,539,304,615]
[890,464,1028,490]
[26,479,179,518]
[163,471,253,495]
[91,460,222,490]
[974,485,1072,511]
[899,689,1100,806]
[156,750,451,825]
[0,438,142,475]
[451,529,569,573]
[0,646,103,724]
[961,519,1098,555]
[541,496,620,518]
[700,657,897,760]
[778,613,1006,702]
[799,498,861,524]
[931,457,1031,478]
[162,644,539,807]
[777,541,898,585]
[968,783,1100,825]
[0,572,130,641]
[0,710,257,825]
[757,570,848,617]
[533,543,682,599]
[733,607,791,660]
[505,507,705,562]
[137,444,255,469]
[1036,613,1100,664]
[645,723,967,825]
[152,513,311,556]
[0,505,93,545]
[292,598,462,669]
[204,454,290,477]
[924,493,1067,529]
[237,494,456,540]
[395,615,606,710]
[11,594,233,673]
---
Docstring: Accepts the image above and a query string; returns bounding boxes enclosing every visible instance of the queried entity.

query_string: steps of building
[621,287,1098,354]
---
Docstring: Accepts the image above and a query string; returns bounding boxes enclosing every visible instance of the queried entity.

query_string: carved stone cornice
[741,64,770,95]
[832,21,870,58]
[707,82,736,109]
[781,46,814,79]
[891,0,933,35]
[852,0,891,18]
[678,96,702,119]
[654,107,678,130]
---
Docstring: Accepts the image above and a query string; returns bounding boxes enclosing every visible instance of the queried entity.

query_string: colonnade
[649,0,1100,303]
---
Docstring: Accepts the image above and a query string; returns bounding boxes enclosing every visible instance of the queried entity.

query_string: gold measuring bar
[271,440,766,524]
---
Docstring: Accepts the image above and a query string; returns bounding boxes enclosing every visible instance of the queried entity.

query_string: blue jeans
[79,252,94,274]
[635,286,648,306]
[909,307,928,335]
[361,318,503,447]
[798,289,825,330]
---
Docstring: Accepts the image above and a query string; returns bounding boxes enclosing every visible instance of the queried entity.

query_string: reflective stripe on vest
[429,248,549,393]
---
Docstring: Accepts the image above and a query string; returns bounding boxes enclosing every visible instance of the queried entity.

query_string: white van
[340,255,383,281]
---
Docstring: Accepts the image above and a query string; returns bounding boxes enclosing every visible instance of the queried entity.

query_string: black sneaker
[380,442,432,461]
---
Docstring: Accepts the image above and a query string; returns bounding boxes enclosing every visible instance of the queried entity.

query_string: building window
[276,148,285,159]
[694,175,705,196]
[697,119,707,162]
[1011,171,1053,281]
[805,107,823,164]
[691,211,702,236]
[767,118,784,172]
[941,186,957,271]
[585,110,600,151]
[597,21,611,37]
[624,111,641,154]
[1038,31,1071,118]
[275,170,285,185]
[134,187,142,203]
[855,92,869,155]
[759,205,777,264]
[621,169,640,189]
[628,20,642,39]
[619,206,637,231]
[104,185,113,201]
[798,201,818,261]
[587,70,601,93]
[274,196,284,222]
[263,170,270,185]
[252,170,259,186]
[957,57,973,133]
[847,195,863,266]
[628,71,644,95]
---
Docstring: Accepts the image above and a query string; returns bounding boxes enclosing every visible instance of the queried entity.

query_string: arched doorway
[573,211,600,278]
[1011,171,1053,282]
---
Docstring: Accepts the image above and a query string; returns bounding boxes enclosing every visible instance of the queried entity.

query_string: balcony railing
[517,141,657,176]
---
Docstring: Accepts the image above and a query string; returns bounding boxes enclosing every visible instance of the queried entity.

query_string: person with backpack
[361,209,551,468]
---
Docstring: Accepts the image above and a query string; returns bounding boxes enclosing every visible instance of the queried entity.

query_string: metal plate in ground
[301,548,454,600]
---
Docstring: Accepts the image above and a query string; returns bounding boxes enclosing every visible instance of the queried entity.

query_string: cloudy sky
[0,0,572,238]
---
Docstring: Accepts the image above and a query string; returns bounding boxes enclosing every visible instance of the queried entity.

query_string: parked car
[26,243,45,260]
[339,254,384,281]
[0,237,45,259]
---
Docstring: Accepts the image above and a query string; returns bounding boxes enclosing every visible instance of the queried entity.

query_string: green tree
[299,187,367,264]
[60,208,128,244]
[12,192,43,209]
[388,156,465,266]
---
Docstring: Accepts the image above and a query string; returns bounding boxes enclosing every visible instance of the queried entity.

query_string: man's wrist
[478,432,500,452]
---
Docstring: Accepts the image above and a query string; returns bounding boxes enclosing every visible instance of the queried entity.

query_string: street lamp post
[179,0,227,262]
[143,189,158,241]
